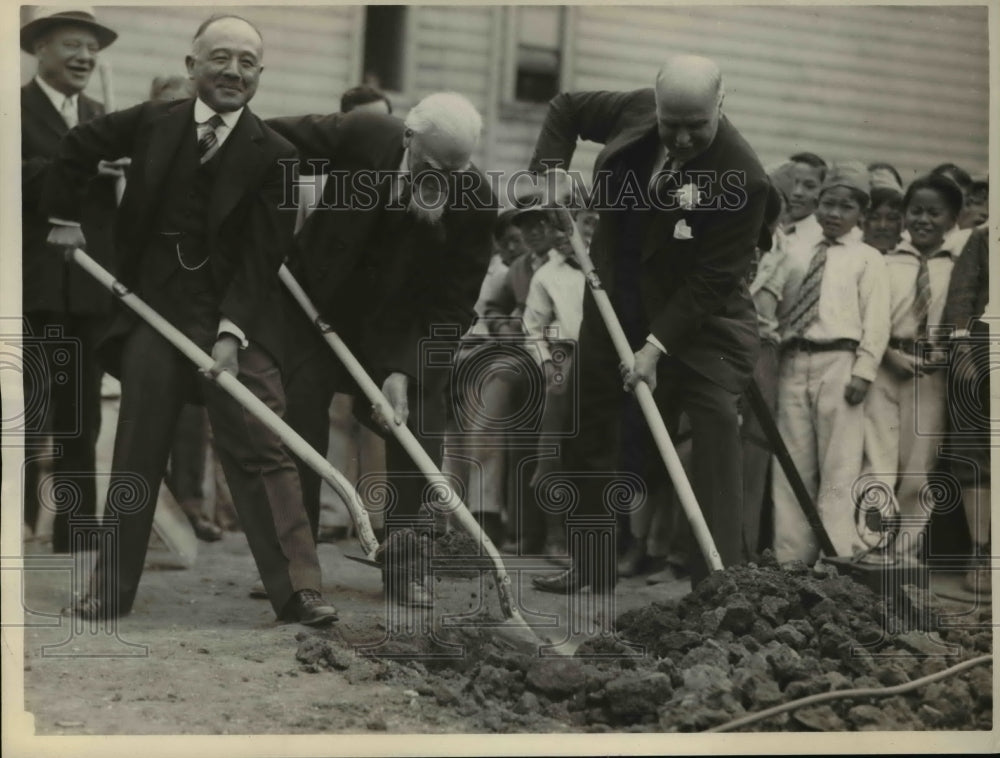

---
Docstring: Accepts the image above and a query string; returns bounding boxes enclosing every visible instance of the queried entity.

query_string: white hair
[404,92,483,152]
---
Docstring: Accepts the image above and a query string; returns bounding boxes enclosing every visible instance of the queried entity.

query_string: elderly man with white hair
[268,92,498,608]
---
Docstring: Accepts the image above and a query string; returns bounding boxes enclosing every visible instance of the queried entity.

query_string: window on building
[363,5,408,92]
[514,6,565,103]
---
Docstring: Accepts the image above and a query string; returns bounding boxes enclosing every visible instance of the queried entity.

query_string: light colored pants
[772,350,866,563]
[863,364,948,555]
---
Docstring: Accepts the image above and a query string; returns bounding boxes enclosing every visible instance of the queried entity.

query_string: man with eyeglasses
[269,92,498,608]
[43,14,338,626]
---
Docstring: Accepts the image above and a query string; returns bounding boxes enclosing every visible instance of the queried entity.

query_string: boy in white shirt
[772,164,890,563]
[862,174,969,562]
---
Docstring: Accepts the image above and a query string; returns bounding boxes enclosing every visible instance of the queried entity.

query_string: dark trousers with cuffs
[91,260,321,617]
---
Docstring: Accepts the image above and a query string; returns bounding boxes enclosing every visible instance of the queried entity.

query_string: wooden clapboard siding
[566,5,989,181]
[19,5,988,189]
[409,6,495,167]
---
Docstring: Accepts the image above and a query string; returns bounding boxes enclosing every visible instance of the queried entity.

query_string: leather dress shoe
[282,589,338,626]
[387,577,433,609]
[189,516,223,542]
[531,567,587,594]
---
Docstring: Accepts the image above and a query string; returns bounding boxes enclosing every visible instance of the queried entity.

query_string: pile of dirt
[612,552,992,731]
[295,551,992,732]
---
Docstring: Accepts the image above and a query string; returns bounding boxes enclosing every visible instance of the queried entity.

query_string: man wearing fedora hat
[20,7,120,552]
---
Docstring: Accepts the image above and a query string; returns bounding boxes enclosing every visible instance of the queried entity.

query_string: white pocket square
[673,219,693,240]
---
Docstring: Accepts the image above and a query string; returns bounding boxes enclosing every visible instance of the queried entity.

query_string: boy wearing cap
[20,7,120,551]
[771,164,890,563]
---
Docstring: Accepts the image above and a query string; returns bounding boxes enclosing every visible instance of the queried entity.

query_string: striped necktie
[909,248,952,335]
[785,238,833,336]
[197,114,225,163]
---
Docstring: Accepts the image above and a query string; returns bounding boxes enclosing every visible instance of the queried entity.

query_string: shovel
[67,248,381,562]
[554,208,725,573]
[279,266,545,651]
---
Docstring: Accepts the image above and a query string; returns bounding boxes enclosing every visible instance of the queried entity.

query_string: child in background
[521,211,588,560]
[959,177,988,229]
[772,164,890,563]
[783,152,827,252]
[863,186,904,254]
[863,175,969,563]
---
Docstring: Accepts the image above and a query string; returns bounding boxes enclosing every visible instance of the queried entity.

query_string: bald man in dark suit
[528,55,769,592]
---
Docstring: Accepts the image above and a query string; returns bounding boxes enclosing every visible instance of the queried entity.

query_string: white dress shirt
[35,75,79,125]
[884,232,969,339]
[784,212,862,259]
[776,234,890,381]
[523,249,586,364]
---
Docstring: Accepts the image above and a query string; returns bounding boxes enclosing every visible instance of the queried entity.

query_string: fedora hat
[21,7,118,54]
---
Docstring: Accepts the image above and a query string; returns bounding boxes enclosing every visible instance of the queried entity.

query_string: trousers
[568,298,744,586]
[90,263,321,616]
[772,349,866,563]
[863,364,948,555]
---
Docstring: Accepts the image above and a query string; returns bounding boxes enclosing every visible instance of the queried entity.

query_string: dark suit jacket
[43,98,298,368]
[22,80,117,315]
[529,88,768,393]
[267,111,497,382]
[942,227,988,334]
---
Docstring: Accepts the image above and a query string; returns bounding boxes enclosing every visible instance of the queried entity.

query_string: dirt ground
[17,531,692,736]
[11,390,993,740]
[16,528,994,739]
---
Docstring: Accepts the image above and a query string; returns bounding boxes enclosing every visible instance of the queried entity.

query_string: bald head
[656,55,722,102]
[653,55,724,162]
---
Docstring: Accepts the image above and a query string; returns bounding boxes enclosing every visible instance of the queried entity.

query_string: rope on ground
[706,653,993,733]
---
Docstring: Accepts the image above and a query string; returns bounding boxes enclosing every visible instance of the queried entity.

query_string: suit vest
[140,128,230,335]
[154,126,227,243]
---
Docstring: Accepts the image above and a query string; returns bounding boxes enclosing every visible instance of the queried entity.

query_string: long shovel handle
[556,210,725,573]
[279,265,528,624]
[69,248,380,559]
